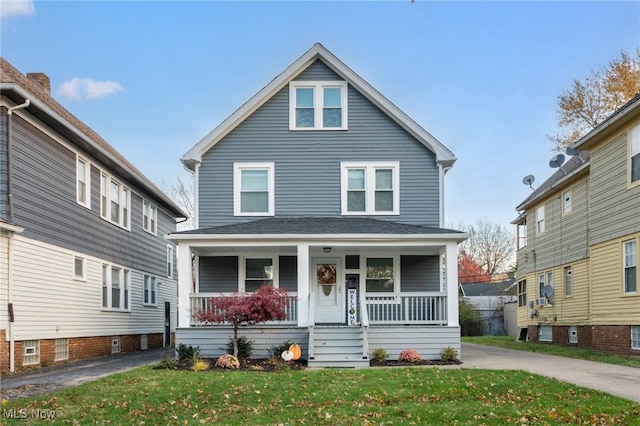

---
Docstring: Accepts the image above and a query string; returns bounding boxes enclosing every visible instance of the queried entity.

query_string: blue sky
[1,0,638,229]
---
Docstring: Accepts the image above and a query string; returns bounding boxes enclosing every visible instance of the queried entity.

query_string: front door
[313,258,343,323]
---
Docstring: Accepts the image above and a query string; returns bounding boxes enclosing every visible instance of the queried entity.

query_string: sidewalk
[462,343,640,403]
[1,348,173,400]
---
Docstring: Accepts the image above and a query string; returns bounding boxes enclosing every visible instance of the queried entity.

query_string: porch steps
[308,326,369,368]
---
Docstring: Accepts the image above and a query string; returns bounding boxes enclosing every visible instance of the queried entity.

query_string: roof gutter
[571,96,640,150]
[516,161,590,211]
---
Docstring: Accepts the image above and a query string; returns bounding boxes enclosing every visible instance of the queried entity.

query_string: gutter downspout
[6,98,29,372]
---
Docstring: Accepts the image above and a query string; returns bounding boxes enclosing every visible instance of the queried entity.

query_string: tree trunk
[233,325,239,358]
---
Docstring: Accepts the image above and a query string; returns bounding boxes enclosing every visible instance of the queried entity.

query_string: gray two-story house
[0,58,186,373]
[169,44,466,367]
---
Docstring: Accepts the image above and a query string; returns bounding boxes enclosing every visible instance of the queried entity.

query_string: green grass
[2,366,639,425]
[462,336,640,368]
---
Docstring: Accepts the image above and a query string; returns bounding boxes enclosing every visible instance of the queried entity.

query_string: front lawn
[462,336,640,369]
[2,365,638,425]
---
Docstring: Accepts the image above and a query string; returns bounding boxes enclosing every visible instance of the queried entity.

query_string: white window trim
[101,263,131,312]
[233,162,275,217]
[167,244,174,278]
[623,239,637,294]
[564,266,572,297]
[341,161,400,215]
[73,255,87,281]
[239,255,278,292]
[536,205,545,235]
[100,171,131,230]
[143,274,159,306]
[562,189,572,216]
[289,81,348,131]
[631,326,640,350]
[76,155,91,209]
[630,124,640,186]
[364,254,401,294]
[143,199,158,235]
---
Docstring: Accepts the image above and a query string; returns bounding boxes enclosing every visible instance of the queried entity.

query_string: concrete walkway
[461,343,640,403]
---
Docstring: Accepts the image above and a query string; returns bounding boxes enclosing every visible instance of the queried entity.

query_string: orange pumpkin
[289,343,302,360]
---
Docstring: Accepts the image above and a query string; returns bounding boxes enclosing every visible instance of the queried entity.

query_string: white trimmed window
[564,266,572,296]
[632,326,640,350]
[101,264,131,311]
[233,162,274,216]
[538,325,552,342]
[55,338,69,361]
[100,172,130,230]
[630,124,640,184]
[22,340,40,365]
[143,199,158,234]
[76,156,91,208]
[289,81,348,130]
[167,245,174,278]
[623,240,637,294]
[341,162,399,215]
[562,190,572,215]
[243,257,275,292]
[73,255,86,281]
[365,257,398,292]
[144,275,158,306]
[536,205,545,234]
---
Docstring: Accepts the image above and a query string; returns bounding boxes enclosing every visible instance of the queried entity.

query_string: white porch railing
[365,292,447,325]
[189,292,298,326]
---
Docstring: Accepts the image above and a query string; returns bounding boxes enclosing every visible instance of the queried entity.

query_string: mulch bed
[369,359,462,367]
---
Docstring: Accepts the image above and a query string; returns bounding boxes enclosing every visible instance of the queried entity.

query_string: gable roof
[460,280,515,297]
[515,151,590,212]
[0,57,186,219]
[181,43,457,172]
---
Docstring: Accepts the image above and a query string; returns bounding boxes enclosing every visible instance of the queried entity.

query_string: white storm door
[313,258,343,323]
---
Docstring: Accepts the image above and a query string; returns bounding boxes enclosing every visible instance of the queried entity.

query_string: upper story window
[289,81,348,130]
[562,190,572,215]
[233,162,274,216]
[630,124,640,184]
[517,280,527,307]
[100,172,130,230]
[143,199,158,234]
[76,156,91,209]
[102,264,130,311]
[73,255,86,281]
[167,244,174,278]
[623,239,637,294]
[515,217,527,249]
[341,162,399,215]
[536,205,545,234]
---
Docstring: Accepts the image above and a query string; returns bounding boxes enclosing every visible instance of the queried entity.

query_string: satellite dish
[566,147,579,156]
[541,285,554,304]
[522,175,536,190]
[548,154,565,168]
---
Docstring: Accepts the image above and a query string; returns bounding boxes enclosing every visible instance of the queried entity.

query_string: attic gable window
[289,81,348,130]
[233,162,275,216]
[631,124,640,184]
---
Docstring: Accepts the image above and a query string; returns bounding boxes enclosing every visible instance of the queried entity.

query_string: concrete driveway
[462,343,640,403]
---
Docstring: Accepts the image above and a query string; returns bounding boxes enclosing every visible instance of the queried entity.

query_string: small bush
[440,346,458,362]
[192,359,210,372]
[215,354,240,369]
[176,344,200,362]
[158,354,177,369]
[224,336,254,360]
[372,348,389,362]
[459,298,484,336]
[268,340,293,359]
[399,349,422,363]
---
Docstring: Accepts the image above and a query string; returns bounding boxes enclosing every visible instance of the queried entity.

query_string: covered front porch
[170,218,465,366]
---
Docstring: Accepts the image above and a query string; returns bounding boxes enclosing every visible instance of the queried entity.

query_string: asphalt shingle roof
[173,217,464,236]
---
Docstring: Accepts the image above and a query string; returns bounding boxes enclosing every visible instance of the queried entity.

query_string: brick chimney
[26,72,51,94]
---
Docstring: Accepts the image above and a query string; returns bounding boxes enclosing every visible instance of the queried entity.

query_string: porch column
[297,244,309,327]
[177,242,193,328]
[445,241,459,327]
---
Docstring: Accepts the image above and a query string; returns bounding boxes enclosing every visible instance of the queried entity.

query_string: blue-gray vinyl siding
[199,256,238,293]
[198,59,440,227]
[400,255,440,291]
[9,114,174,276]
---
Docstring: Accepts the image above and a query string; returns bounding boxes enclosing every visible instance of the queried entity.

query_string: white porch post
[445,241,459,327]
[297,244,310,327]
[177,242,193,328]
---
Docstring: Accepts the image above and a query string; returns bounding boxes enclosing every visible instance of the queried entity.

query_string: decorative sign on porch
[347,288,358,325]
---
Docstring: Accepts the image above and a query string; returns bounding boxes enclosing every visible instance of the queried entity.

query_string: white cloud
[57,77,125,101]
[0,0,35,18]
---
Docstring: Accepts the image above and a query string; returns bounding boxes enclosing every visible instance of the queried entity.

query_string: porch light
[323,247,332,253]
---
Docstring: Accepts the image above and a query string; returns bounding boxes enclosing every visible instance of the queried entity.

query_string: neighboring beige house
[513,94,639,356]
